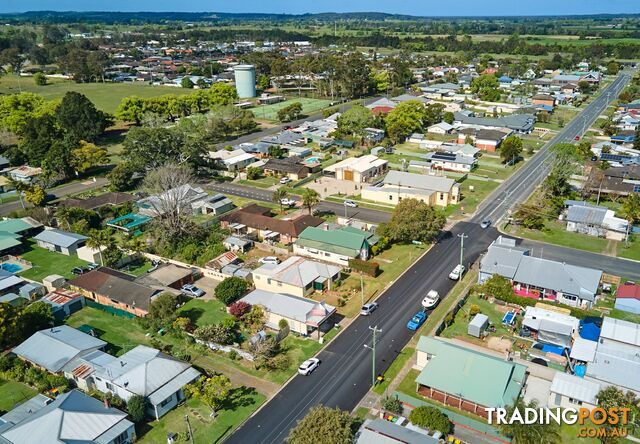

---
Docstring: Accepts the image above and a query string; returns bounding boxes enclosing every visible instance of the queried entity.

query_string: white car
[298,358,320,375]
[344,200,358,208]
[421,290,440,309]
[181,284,205,298]
[259,256,280,265]
[449,264,466,280]
[360,302,379,316]
[279,177,292,184]
[280,198,296,207]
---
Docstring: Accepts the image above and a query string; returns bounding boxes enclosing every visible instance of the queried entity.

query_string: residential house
[7,165,42,183]
[586,317,640,395]
[294,225,376,266]
[191,193,235,216]
[92,345,200,419]
[135,263,194,290]
[422,151,477,173]
[33,228,88,256]
[220,204,324,245]
[42,289,86,320]
[553,74,582,85]
[479,236,602,308]
[363,127,385,144]
[262,157,310,180]
[252,256,341,297]
[68,267,161,317]
[584,165,640,197]
[414,336,527,419]
[522,306,579,348]
[0,270,25,296]
[407,133,426,144]
[426,122,455,135]
[0,293,28,306]
[366,97,397,114]
[209,148,256,171]
[610,131,636,145]
[0,217,42,255]
[355,419,439,444]
[137,184,211,217]
[239,289,335,337]
[62,192,136,211]
[361,170,460,207]
[564,200,629,241]
[223,235,253,253]
[0,390,135,444]
[453,112,536,134]
[548,373,600,409]
[614,283,640,314]
[532,94,556,108]
[425,142,480,158]
[457,128,510,152]
[322,155,388,183]
[12,325,107,374]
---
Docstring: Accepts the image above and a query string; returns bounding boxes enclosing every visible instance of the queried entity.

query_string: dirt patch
[486,336,514,353]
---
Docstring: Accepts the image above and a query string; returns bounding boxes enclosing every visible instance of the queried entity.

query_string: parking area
[304,176,364,198]
[193,276,221,300]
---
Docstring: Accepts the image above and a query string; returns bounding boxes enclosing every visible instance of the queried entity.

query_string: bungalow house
[610,131,636,145]
[564,200,629,241]
[33,228,88,256]
[426,122,455,135]
[548,373,600,410]
[457,128,510,152]
[0,217,42,255]
[479,236,602,308]
[12,325,107,374]
[614,283,640,314]
[8,165,42,183]
[62,192,136,211]
[252,255,341,296]
[0,390,136,444]
[532,94,556,108]
[363,127,385,144]
[414,336,527,419]
[366,97,397,114]
[92,345,201,419]
[239,289,335,337]
[584,164,640,197]
[553,74,581,86]
[361,170,460,207]
[322,155,388,183]
[431,142,481,158]
[453,112,535,134]
[262,157,310,180]
[422,151,477,173]
[137,184,211,217]
[294,225,376,266]
[68,267,161,317]
[209,148,256,172]
[220,204,324,245]
[135,263,194,290]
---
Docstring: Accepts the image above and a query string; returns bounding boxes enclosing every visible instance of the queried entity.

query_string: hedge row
[348,258,380,277]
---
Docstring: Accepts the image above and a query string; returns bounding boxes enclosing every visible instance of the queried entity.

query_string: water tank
[233,64,256,99]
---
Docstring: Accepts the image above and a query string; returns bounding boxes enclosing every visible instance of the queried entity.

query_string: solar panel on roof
[634,185,640,193]
[600,153,629,162]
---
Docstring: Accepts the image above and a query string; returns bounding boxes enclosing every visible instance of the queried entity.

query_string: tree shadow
[222,386,259,411]
[179,307,205,324]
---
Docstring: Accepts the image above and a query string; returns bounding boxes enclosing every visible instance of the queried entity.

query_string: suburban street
[226,72,634,443]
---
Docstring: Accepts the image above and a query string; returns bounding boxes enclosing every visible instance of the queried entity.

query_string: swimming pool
[1,263,23,273]
[305,157,321,164]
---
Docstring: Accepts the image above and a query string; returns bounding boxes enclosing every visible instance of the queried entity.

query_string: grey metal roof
[550,373,600,405]
[382,170,456,193]
[570,337,597,362]
[424,152,477,166]
[240,289,335,326]
[586,343,640,393]
[223,236,252,247]
[254,256,341,288]
[0,394,51,425]
[356,419,439,444]
[33,229,88,248]
[600,317,640,347]
[454,112,535,132]
[566,205,607,225]
[147,366,201,406]
[12,326,106,373]
[0,390,132,444]
[480,244,528,280]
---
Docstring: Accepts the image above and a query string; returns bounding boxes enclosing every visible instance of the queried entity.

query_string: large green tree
[408,406,452,435]
[379,198,446,244]
[215,277,249,305]
[185,375,233,415]
[115,96,145,125]
[122,126,185,171]
[337,105,374,138]
[498,399,560,444]
[148,293,178,325]
[301,188,320,215]
[470,74,501,101]
[500,135,523,164]
[55,91,111,143]
[286,406,355,444]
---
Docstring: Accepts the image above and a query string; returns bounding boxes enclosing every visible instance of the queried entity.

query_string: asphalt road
[206,181,392,223]
[226,72,634,444]
[0,177,109,216]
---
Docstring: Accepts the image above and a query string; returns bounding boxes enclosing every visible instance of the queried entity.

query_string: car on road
[421,290,440,309]
[298,358,320,375]
[360,302,379,316]
[181,284,205,298]
[259,256,280,265]
[344,200,358,208]
[449,264,465,280]
[480,219,491,229]
[407,311,427,331]
[279,177,292,184]
[280,198,296,207]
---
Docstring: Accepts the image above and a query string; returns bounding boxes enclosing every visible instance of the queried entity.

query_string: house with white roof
[92,345,201,419]
[209,148,256,171]
[548,373,600,409]
[239,289,335,337]
[33,228,88,256]
[426,121,455,135]
[522,306,579,348]
[322,155,388,183]
[564,200,629,241]
[252,256,341,297]
[0,390,135,444]
[361,170,460,207]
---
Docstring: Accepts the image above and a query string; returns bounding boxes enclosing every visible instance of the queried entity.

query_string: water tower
[233,64,256,99]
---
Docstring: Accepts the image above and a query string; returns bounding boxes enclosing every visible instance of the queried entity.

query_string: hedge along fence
[348,258,380,277]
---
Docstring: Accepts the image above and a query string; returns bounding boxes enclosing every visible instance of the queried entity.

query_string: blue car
[407,311,428,331]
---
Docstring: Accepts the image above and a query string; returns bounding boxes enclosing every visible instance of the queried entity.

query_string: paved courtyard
[304,176,365,198]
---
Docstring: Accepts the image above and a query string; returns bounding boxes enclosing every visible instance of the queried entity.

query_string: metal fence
[434,292,470,337]
[86,299,137,319]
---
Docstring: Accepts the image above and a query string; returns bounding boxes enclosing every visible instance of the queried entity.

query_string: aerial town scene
[0,0,639,443]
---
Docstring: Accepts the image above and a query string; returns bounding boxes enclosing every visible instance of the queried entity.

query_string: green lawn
[138,392,265,444]
[253,97,333,121]
[440,293,512,341]
[177,298,232,327]
[617,240,640,261]
[373,347,414,395]
[506,221,611,254]
[0,380,38,414]
[0,74,195,114]
[445,178,499,217]
[117,258,154,277]
[18,241,90,282]
[237,175,280,189]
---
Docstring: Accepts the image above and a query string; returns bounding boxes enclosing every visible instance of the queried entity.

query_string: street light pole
[364,325,382,386]
[457,233,468,280]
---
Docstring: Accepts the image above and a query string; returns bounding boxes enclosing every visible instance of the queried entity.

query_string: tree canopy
[286,406,355,444]
[378,198,446,244]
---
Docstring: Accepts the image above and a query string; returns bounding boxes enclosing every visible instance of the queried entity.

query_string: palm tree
[301,188,320,215]
[55,206,73,230]
[86,229,112,266]
[272,187,289,213]
[498,399,560,444]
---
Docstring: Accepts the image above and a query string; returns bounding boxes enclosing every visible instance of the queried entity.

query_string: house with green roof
[0,217,42,255]
[293,225,378,266]
[414,337,527,419]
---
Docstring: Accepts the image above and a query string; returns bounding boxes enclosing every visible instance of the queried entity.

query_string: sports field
[0,75,193,113]
[252,97,333,121]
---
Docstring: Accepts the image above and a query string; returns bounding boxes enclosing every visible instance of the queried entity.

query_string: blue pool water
[502,311,516,325]
[533,343,566,356]
[305,157,320,164]
[1,263,23,273]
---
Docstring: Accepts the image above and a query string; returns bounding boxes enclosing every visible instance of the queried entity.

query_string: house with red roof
[615,283,640,314]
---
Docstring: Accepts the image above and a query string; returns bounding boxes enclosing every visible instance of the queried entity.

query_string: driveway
[193,276,220,301]
[303,176,364,198]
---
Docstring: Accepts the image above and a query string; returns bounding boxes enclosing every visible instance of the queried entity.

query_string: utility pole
[457,233,468,278]
[364,325,382,386]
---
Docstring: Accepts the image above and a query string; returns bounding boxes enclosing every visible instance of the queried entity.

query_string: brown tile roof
[62,192,136,210]
[220,204,324,237]
[68,267,158,312]
[263,158,309,175]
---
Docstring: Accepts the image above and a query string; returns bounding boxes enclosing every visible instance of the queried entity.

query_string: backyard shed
[42,274,66,292]
[468,313,489,338]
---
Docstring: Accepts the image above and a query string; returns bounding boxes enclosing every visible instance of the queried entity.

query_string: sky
[1,0,640,16]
